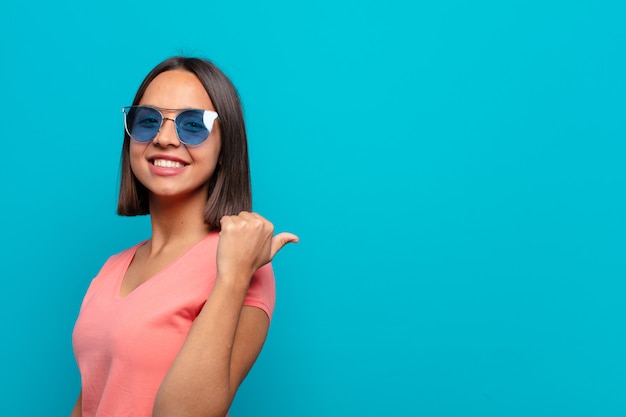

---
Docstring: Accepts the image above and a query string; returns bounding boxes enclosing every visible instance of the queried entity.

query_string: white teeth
[153,159,185,168]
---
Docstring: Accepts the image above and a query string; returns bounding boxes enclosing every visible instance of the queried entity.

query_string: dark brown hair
[117,56,251,230]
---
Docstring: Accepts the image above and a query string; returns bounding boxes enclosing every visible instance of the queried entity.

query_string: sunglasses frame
[122,105,219,146]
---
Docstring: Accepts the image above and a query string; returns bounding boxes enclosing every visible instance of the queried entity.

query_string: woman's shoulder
[87,240,146,284]
[170,232,220,267]
[78,241,146,305]
[105,240,146,265]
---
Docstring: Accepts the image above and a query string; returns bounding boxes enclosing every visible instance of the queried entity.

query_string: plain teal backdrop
[1,0,624,416]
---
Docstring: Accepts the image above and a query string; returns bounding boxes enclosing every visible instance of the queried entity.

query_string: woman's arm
[154,275,267,417]
[70,390,82,417]
[153,212,297,417]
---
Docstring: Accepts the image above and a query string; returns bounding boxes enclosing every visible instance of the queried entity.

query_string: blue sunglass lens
[175,110,210,146]
[126,107,162,142]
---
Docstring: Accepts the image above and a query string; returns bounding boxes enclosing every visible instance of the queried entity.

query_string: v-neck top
[72,232,275,417]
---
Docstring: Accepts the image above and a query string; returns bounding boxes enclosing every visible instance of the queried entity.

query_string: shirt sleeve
[243,263,276,320]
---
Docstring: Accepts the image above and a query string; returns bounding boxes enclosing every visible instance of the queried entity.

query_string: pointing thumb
[270,232,299,260]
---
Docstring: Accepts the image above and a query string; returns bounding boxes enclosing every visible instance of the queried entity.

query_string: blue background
[1,0,624,416]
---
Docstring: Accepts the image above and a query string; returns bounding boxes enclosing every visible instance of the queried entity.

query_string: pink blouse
[73,232,275,417]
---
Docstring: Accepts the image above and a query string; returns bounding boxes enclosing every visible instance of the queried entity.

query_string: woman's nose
[153,117,181,147]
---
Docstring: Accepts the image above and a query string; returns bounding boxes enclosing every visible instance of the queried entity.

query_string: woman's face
[129,69,221,202]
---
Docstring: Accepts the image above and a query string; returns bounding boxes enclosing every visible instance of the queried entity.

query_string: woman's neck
[147,193,212,253]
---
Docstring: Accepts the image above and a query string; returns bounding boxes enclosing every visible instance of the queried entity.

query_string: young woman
[71,56,297,417]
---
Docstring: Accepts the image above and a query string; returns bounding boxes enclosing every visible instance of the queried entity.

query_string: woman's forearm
[153,274,251,417]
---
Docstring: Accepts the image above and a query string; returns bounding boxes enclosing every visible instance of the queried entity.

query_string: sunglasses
[122,105,219,146]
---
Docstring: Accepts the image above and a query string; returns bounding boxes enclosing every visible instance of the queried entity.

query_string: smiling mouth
[152,159,187,168]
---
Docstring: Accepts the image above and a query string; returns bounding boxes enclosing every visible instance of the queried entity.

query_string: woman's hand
[217,211,298,286]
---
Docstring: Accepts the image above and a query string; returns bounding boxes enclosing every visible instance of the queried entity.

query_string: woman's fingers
[217,212,297,276]
[270,232,299,260]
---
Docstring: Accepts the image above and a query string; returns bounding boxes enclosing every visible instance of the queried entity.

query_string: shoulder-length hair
[117,56,251,230]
